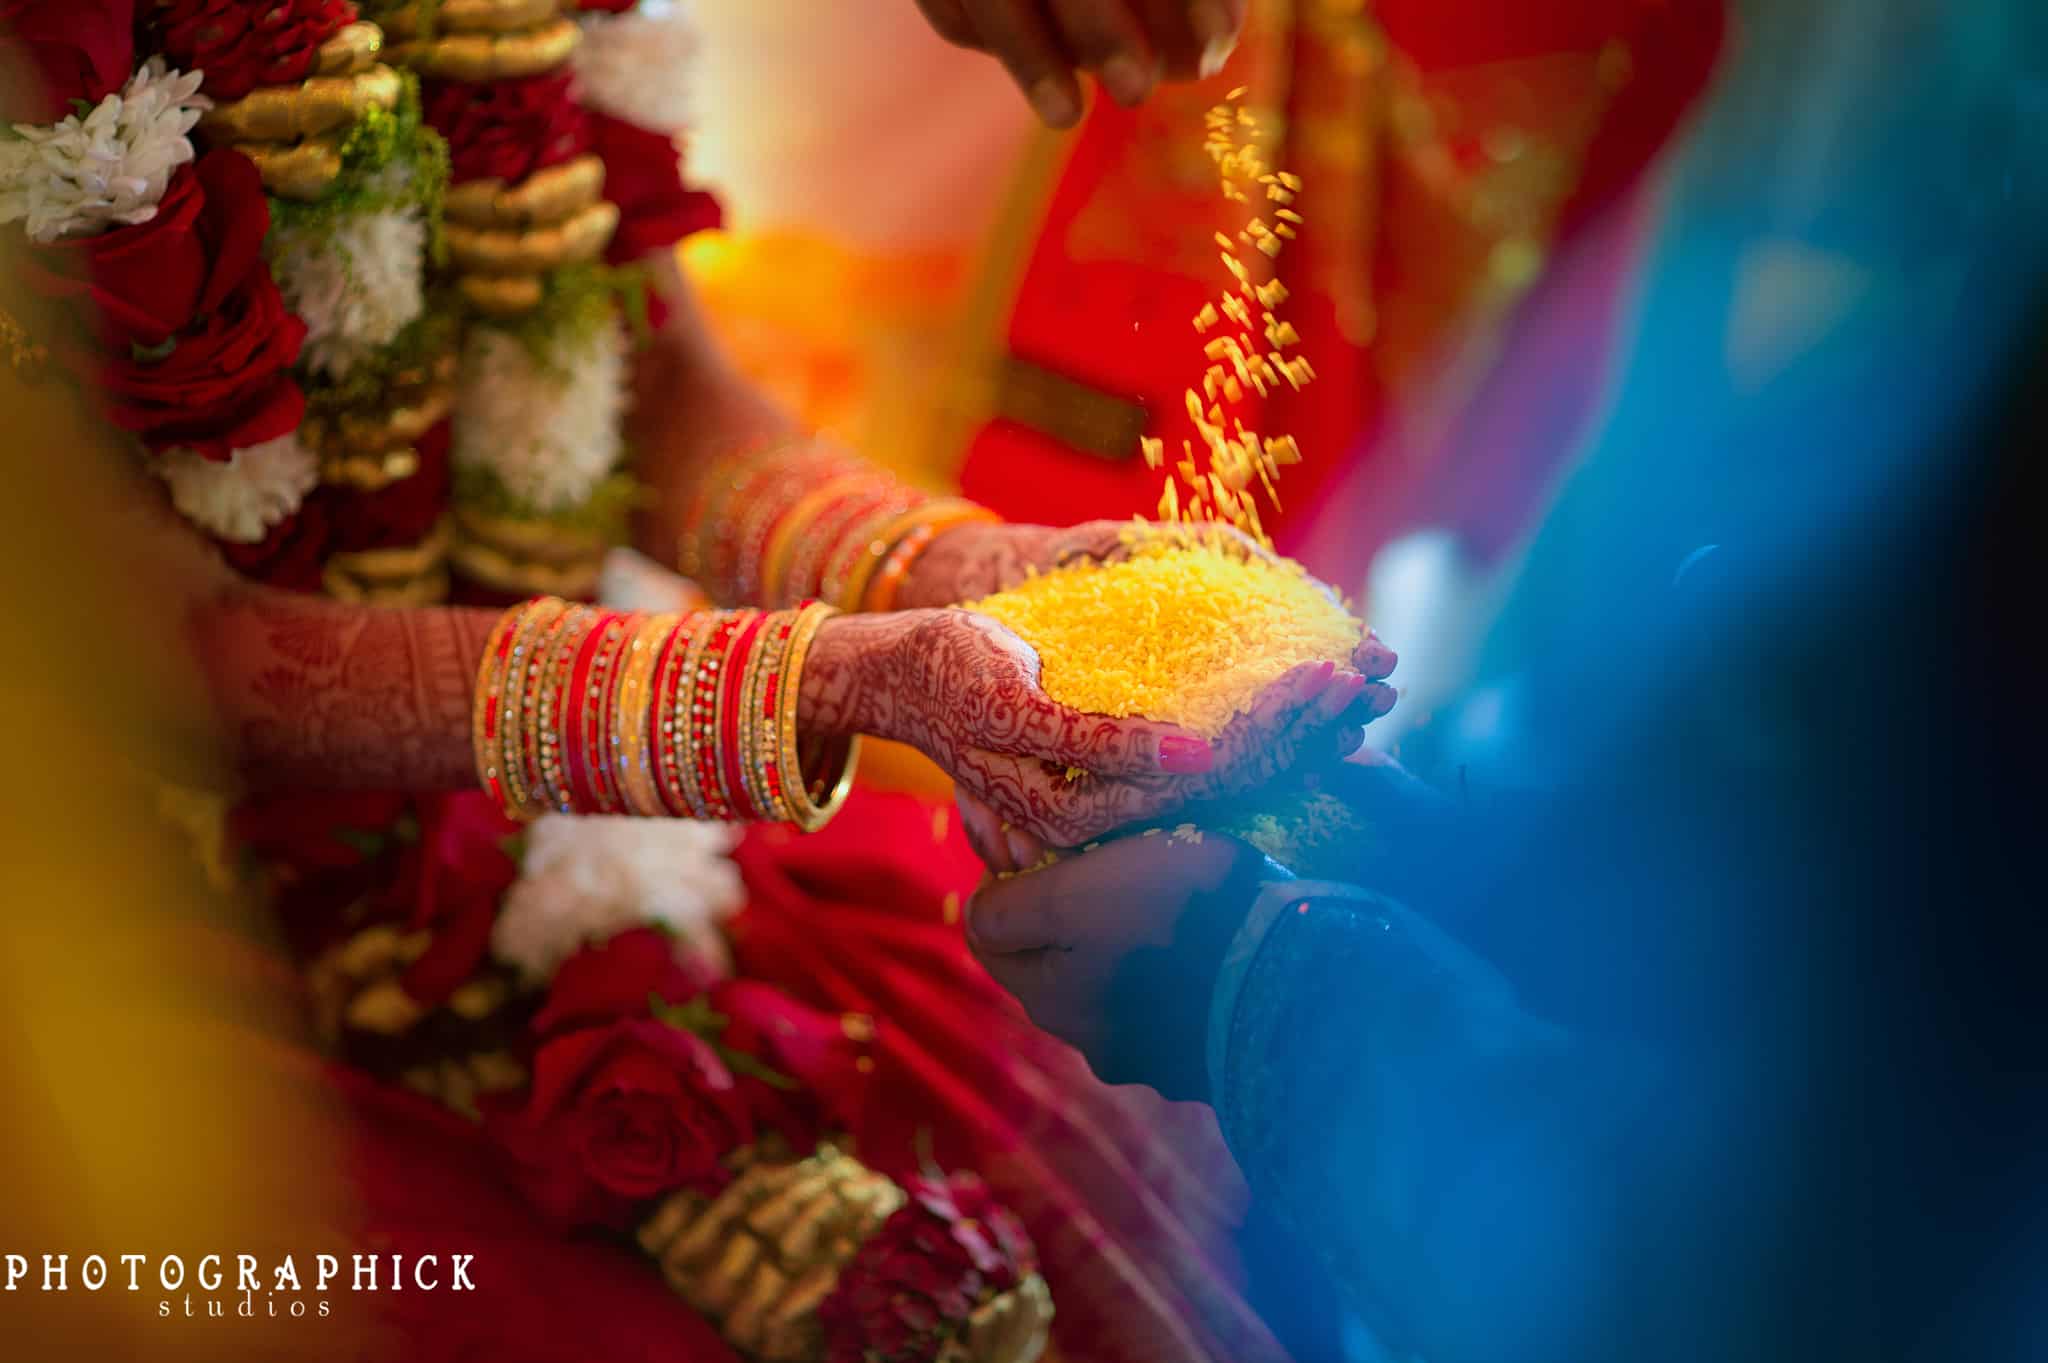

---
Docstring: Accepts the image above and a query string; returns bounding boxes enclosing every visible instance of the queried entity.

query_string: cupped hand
[966,830,1269,1098]
[955,642,1397,872]
[913,0,1247,129]
[801,608,1395,849]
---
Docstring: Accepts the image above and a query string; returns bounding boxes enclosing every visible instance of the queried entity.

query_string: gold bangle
[668,612,727,819]
[836,500,985,616]
[780,602,858,832]
[472,603,526,817]
[863,503,1000,612]
[612,613,675,817]
[738,610,790,821]
[759,475,874,607]
[499,598,568,820]
[533,605,595,813]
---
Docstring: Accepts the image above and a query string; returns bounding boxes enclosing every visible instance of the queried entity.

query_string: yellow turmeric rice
[965,538,1363,739]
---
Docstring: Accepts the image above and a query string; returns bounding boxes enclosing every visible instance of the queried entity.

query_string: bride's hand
[798,610,1392,848]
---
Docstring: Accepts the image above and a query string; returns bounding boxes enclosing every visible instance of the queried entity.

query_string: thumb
[965,876,1069,956]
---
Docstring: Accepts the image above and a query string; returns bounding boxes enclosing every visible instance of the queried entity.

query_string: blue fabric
[1209,3,2048,1358]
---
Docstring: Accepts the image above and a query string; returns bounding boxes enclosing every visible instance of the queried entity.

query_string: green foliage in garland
[453,460,647,544]
[301,301,463,420]
[266,71,448,265]
[479,261,652,375]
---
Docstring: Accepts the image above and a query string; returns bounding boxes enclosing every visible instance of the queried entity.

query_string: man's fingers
[966,877,1070,956]
[1354,630,1398,681]
[1046,0,1157,106]
[917,0,984,48]
[964,0,1084,127]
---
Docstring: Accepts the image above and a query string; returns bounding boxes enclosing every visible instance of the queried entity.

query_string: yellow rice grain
[965,539,1363,739]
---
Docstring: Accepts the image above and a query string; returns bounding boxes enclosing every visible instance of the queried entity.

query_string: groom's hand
[968,832,1268,1098]
[914,0,1247,129]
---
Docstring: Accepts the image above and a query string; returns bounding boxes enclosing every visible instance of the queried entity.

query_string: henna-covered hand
[798,609,1396,848]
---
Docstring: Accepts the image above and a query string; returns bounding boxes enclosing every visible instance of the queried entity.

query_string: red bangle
[715,612,770,819]
[563,611,632,813]
[684,613,750,819]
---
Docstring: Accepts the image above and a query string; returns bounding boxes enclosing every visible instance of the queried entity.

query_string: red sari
[956,0,1727,588]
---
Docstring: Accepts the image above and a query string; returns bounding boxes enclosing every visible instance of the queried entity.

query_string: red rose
[711,978,868,1144]
[0,0,135,123]
[219,490,333,591]
[424,72,588,186]
[154,0,356,101]
[818,1172,1036,1363]
[25,150,305,457]
[533,926,720,1039]
[390,792,523,1008]
[488,1018,754,1229]
[588,110,723,267]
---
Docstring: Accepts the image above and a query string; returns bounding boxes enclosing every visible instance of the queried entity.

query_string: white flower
[573,0,698,134]
[454,321,629,513]
[271,203,427,380]
[156,433,319,544]
[491,814,744,986]
[0,59,209,244]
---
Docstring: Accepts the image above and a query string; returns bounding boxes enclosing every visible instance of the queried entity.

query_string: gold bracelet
[612,612,676,817]
[759,474,874,607]
[498,598,568,820]
[837,499,993,615]
[779,602,858,832]
[472,603,526,818]
[739,609,795,821]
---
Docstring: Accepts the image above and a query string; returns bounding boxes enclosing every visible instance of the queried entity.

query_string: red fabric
[306,1051,746,1363]
[958,1,1728,591]
[231,787,1267,1360]
[728,792,1287,1363]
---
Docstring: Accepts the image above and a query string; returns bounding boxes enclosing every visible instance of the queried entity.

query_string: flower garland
[571,0,697,134]
[490,812,742,986]
[156,429,319,541]
[4,2,1049,1355]
[0,58,208,242]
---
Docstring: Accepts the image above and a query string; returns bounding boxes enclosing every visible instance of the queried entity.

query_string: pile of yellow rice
[965,537,1362,740]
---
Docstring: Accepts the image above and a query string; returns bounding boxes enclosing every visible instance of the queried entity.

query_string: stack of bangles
[679,438,998,611]
[472,596,859,831]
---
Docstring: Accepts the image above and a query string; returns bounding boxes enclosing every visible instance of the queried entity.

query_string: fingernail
[1028,77,1081,128]
[1192,2,1238,77]
[1296,660,1337,700]
[1158,736,1215,775]
[1100,54,1153,107]
[1365,682,1399,717]
[1321,674,1368,719]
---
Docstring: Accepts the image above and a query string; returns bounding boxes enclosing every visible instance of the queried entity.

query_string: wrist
[796,613,903,740]
[893,521,1004,609]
